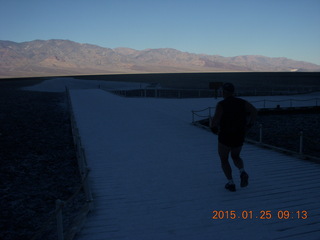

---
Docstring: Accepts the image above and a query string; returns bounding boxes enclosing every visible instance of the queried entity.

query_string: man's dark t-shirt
[218,96,247,147]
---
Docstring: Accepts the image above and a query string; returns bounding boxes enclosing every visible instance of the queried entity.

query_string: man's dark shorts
[218,132,245,148]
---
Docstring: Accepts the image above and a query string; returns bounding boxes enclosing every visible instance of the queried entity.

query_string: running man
[211,83,257,192]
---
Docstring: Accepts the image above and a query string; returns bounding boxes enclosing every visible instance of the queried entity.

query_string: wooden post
[56,199,64,240]
[209,82,223,99]
[299,131,303,154]
[83,168,93,204]
[77,140,84,175]
[192,111,195,124]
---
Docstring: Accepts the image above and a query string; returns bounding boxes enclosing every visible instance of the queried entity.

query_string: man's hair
[222,83,235,93]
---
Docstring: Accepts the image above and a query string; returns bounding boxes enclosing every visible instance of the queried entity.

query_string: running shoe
[225,182,236,192]
[240,172,249,187]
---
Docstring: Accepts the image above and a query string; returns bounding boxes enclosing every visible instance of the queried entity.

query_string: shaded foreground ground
[1,76,319,239]
[71,89,320,240]
[0,85,84,239]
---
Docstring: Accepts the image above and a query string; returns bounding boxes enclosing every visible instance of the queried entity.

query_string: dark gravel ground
[197,109,320,159]
[0,80,85,240]
[247,112,320,158]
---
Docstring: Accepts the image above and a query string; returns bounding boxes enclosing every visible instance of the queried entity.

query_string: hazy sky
[1,0,320,65]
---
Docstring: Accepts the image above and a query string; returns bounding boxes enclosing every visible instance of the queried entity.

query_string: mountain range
[1,39,320,78]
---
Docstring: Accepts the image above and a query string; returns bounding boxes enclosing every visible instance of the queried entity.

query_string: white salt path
[70,89,320,240]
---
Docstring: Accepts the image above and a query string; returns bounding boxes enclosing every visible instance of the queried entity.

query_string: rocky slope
[1,39,320,77]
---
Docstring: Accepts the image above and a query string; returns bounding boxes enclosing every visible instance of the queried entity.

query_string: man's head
[222,83,235,98]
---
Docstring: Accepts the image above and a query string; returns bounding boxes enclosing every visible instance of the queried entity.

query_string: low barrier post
[259,124,263,143]
[192,111,195,124]
[299,131,303,154]
[84,172,93,204]
[56,199,64,240]
[209,107,214,128]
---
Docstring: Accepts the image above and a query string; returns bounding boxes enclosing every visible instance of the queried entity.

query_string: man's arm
[211,103,223,134]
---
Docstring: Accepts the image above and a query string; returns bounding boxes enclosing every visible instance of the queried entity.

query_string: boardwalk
[70,89,320,240]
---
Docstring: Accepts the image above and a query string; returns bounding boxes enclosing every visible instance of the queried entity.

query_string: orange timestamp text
[212,210,308,220]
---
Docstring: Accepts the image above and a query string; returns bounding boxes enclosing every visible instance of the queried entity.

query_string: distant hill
[1,39,320,78]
